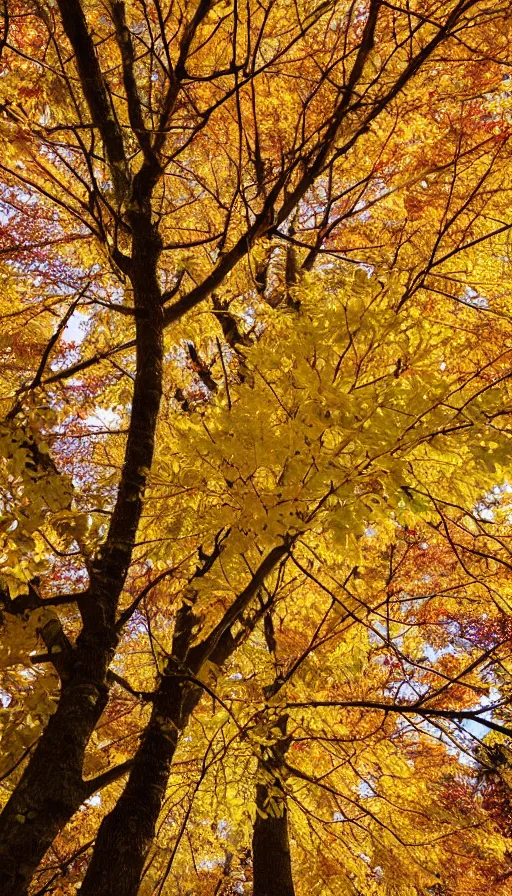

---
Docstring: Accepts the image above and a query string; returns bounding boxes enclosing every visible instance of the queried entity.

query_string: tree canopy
[1,1,512,894]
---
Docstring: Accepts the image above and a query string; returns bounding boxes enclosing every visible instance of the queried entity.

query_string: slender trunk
[78,545,289,896]
[78,674,200,896]
[0,215,164,896]
[78,597,202,896]
[78,615,229,896]
[252,715,295,896]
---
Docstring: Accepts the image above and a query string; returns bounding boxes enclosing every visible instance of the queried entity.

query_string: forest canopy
[1,1,512,895]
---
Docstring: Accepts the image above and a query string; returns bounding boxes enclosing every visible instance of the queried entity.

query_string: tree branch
[56,0,130,200]
[287,700,512,739]
[83,759,134,798]
[110,1,155,163]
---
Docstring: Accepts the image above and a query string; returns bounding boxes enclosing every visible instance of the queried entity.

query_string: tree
[1,1,512,894]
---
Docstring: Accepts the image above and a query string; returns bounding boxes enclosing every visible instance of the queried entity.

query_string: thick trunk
[252,798,295,896]
[252,715,295,896]
[0,6,167,893]
[0,216,164,896]
[0,680,102,896]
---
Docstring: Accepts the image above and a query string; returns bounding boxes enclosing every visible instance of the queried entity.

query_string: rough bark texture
[78,680,196,896]
[252,715,295,896]
[77,599,200,896]
[78,545,290,896]
[0,0,168,887]
[0,212,164,896]
[0,686,101,896]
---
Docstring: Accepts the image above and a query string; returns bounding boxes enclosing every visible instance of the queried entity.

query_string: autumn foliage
[1,1,512,894]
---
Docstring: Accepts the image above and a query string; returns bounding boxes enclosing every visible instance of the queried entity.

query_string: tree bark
[77,595,201,896]
[78,545,290,896]
[0,210,164,896]
[252,711,295,896]
[0,1,168,887]
[0,685,102,896]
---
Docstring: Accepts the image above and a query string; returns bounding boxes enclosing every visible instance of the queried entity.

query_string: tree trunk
[0,213,164,896]
[78,546,289,896]
[0,681,103,896]
[78,610,229,896]
[78,595,202,896]
[252,715,295,896]
[78,674,200,896]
